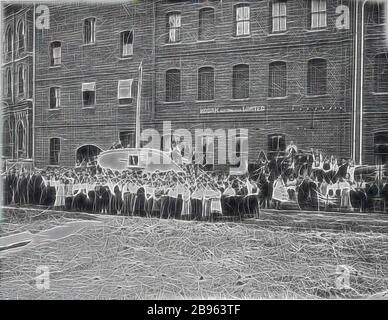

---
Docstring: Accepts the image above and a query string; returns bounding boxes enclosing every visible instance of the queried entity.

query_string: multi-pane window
[272,0,287,32]
[82,82,96,106]
[118,79,133,104]
[311,0,327,29]
[235,4,250,36]
[232,64,249,99]
[375,53,388,93]
[167,12,181,43]
[84,18,96,44]
[307,58,327,96]
[166,69,181,102]
[50,41,61,66]
[120,31,133,57]
[198,67,215,101]
[49,87,60,109]
[269,61,287,97]
[198,7,215,41]
[49,138,60,165]
[17,20,25,52]
[268,134,286,152]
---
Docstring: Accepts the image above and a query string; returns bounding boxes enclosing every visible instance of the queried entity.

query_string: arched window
[199,7,215,41]
[307,58,327,95]
[18,65,25,96]
[6,68,12,97]
[2,121,12,158]
[17,20,25,52]
[374,53,388,93]
[232,64,249,99]
[84,18,96,44]
[16,121,25,158]
[50,138,60,165]
[5,26,12,55]
[166,69,181,102]
[269,61,287,97]
[198,67,215,101]
[76,145,102,164]
[49,41,61,66]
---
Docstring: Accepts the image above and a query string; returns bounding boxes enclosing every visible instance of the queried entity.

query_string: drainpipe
[32,4,36,167]
[352,2,359,162]
[359,0,368,165]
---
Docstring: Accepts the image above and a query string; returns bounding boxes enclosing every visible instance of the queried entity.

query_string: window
[167,12,181,43]
[272,1,287,32]
[268,134,286,152]
[235,4,250,36]
[82,82,96,106]
[375,53,388,93]
[307,58,327,96]
[120,30,133,57]
[232,64,249,99]
[49,138,60,165]
[17,121,25,158]
[5,27,12,55]
[365,2,385,25]
[118,79,133,104]
[6,68,12,97]
[84,18,96,44]
[120,131,135,149]
[17,20,25,52]
[199,7,215,41]
[166,69,181,102]
[50,41,61,66]
[198,67,215,101]
[310,0,327,29]
[374,132,388,165]
[269,61,287,97]
[49,87,60,109]
[18,65,25,96]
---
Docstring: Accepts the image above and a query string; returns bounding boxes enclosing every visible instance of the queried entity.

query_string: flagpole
[135,61,143,148]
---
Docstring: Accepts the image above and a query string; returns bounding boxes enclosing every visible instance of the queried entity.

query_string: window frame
[117,79,134,104]
[267,133,286,153]
[268,61,287,98]
[16,19,25,53]
[81,82,96,107]
[374,53,388,94]
[49,137,61,165]
[272,0,287,33]
[17,65,25,97]
[5,26,12,56]
[165,68,181,102]
[234,3,251,37]
[83,17,96,45]
[49,41,62,66]
[49,87,61,109]
[198,7,215,41]
[5,68,12,97]
[232,64,250,100]
[310,0,327,30]
[120,30,134,57]
[166,11,182,44]
[197,66,215,101]
[307,58,327,96]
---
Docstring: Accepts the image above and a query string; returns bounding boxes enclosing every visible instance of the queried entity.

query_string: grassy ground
[1,206,388,299]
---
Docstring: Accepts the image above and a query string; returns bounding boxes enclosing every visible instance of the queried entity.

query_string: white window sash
[53,47,61,64]
[118,79,133,99]
[82,82,96,92]
[55,88,60,107]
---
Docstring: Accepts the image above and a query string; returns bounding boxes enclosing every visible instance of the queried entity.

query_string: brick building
[2,0,387,168]
[1,4,34,168]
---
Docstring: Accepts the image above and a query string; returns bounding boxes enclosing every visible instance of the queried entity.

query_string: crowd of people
[2,146,388,218]
[2,165,260,220]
